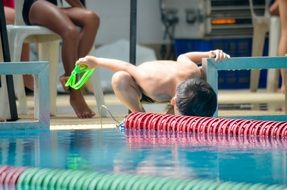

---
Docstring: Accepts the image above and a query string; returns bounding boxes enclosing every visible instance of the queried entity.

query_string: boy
[77,49,230,116]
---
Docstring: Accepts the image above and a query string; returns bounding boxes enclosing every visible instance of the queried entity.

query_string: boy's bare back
[132,60,201,102]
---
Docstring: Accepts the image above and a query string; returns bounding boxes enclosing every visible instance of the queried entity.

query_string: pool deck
[20,90,286,130]
[24,93,166,130]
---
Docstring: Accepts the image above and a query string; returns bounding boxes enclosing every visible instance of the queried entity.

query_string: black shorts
[141,94,154,103]
[22,0,36,25]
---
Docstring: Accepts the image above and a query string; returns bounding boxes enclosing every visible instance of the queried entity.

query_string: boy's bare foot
[70,90,95,118]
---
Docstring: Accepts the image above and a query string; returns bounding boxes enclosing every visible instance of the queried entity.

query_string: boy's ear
[170,96,176,106]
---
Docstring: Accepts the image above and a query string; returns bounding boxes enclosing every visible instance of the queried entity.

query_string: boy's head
[172,78,217,117]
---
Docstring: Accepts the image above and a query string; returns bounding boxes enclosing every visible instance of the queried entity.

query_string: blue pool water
[0,128,286,186]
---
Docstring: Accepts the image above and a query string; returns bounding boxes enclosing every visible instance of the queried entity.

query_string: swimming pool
[0,127,286,189]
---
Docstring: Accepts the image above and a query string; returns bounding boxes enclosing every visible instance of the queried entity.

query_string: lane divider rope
[0,165,285,190]
[122,112,287,139]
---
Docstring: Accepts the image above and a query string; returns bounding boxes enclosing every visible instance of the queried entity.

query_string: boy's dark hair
[176,78,217,117]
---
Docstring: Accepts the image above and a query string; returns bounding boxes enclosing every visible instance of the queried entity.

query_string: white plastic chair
[4,0,106,117]
[249,0,281,92]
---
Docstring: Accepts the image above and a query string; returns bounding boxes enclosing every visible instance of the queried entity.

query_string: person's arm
[76,56,134,72]
[177,49,230,65]
[65,0,85,8]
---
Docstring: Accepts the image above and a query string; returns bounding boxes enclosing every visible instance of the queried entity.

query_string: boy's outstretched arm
[76,56,135,72]
[177,49,230,64]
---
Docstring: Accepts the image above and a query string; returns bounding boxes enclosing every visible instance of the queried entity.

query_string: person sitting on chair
[76,49,230,117]
[22,0,100,118]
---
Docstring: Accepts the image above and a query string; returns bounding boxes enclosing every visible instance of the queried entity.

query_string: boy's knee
[112,72,131,89]
[112,71,137,92]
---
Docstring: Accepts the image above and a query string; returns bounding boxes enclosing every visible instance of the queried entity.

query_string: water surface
[0,128,286,186]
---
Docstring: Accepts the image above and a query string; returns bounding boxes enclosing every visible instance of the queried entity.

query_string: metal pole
[0,0,18,121]
[128,0,137,114]
[129,0,137,65]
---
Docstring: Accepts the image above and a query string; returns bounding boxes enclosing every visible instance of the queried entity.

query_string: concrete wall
[86,0,164,45]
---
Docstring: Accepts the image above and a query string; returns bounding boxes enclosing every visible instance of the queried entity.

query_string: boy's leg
[112,71,145,112]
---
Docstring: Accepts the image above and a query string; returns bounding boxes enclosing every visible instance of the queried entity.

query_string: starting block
[203,56,287,121]
[0,61,50,130]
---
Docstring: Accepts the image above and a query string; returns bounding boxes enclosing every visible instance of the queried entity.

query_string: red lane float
[125,128,287,150]
[124,112,287,139]
[0,165,26,189]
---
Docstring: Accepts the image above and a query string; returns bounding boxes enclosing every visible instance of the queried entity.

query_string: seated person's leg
[21,43,33,91]
[28,1,95,118]
[4,6,15,24]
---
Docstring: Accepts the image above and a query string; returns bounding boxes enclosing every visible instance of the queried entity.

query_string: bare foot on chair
[70,90,96,118]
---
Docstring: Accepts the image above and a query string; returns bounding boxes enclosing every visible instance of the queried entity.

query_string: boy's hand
[76,56,95,70]
[209,49,230,61]
[76,57,88,69]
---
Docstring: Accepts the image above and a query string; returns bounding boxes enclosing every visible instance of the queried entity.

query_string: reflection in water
[125,129,287,150]
[0,128,286,186]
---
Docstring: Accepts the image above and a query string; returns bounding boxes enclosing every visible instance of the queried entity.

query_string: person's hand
[209,49,230,61]
[76,56,95,70]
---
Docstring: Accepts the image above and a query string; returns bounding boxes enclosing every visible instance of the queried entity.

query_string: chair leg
[0,76,11,119]
[250,18,269,92]
[0,42,4,118]
[38,41,60,116]
[91,70,107,117]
